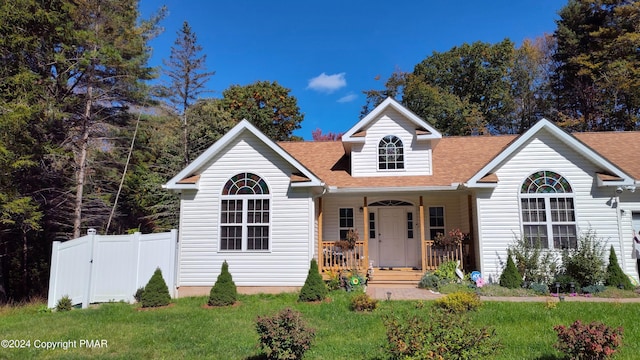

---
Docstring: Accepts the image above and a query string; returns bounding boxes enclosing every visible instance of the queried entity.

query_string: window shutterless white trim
[428,206,445,240]
[519,171,577,249]
[219,173,271,252]
[378,135,405,171]
[339,207,354,240]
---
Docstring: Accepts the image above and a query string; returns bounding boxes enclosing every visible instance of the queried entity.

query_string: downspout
[615,193,627,271]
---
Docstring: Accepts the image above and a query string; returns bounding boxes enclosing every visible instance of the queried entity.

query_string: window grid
[520,171,576,249]
[407,212,414,239]
[220,173,270,251]
[378,135,404,170]
[429,206,445,240]
[339,208,354,240]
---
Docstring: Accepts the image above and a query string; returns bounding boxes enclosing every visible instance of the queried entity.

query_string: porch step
[367,268,423,286]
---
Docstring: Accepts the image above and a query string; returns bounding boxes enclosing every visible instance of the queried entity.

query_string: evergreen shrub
[140,267,171,308]
[605,246,634,290]
[298,259,327,302]
[499,254,523,289]
[208,260,237,306]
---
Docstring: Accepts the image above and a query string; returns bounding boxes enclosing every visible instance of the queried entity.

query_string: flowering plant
[475,277,486,288]
[433,228,467,247]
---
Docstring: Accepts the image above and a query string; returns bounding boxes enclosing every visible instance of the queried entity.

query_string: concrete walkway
[366,284,640,303]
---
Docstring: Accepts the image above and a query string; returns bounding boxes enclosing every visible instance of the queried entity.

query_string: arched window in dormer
[519,171,577,249]
[220,173,270,251]
[378,135,404,170]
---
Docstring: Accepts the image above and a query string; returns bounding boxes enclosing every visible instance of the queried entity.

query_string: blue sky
[139,1,565,140]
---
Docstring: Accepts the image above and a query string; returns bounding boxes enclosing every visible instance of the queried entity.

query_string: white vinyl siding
[476,129,623,282]
[351,108,432,177]
[177,132,313,287]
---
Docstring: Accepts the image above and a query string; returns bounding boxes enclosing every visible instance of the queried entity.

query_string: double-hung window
[220,173,270,251]
[520,171,577,249]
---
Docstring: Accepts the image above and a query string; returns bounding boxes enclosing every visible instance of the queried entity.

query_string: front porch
[318,240,464,277]
[316,194,469,281]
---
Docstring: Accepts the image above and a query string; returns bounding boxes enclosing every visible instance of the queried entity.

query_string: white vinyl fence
[48,229,178,308]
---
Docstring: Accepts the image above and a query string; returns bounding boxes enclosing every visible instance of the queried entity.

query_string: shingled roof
[279,131,640,190]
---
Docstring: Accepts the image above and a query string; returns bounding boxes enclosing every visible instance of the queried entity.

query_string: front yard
[1,291,640,359]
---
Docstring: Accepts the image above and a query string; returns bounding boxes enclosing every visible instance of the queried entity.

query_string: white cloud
[337,93,358,103]
[307,72,347,93]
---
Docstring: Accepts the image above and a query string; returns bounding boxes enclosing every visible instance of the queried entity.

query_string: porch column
[318,197,323,272]
[363,196,369,268]
[420,196,426,271]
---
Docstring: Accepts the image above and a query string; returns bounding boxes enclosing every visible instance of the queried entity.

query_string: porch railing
[319,241,366,272]
[422,240,464,271]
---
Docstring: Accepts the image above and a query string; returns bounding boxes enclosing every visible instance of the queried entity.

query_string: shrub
[141,267,171,308]
[298,259,327,302]
[418,272,442,290]
[384,309,498,359]
[582,284,606,294]
[562,229,606,288]
[509,236,558,284]
[553,273,578,293]
[208,261,237,306]
[554,320,623,360]
[605,246,634,290]
[528,282,550,295]
[434,291,481,313]
[434,260,459,281]
[325,270,341,291]
[350,293,377,312]
[133,287,145,302]
[499,254,523,289]
[256,308,315,360]
[55,295,73,312]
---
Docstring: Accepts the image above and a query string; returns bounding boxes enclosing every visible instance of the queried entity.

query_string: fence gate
[48,230,178,308]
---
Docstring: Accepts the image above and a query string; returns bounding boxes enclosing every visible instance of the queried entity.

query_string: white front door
[378,208,406,267]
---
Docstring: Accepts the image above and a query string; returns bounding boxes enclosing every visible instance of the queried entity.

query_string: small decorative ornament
[475,277,485,288]
[350,276,360,286]
[470,271,482,282]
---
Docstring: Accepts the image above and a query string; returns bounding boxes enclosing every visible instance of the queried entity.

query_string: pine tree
[298,259,327,302]
[500,254,524,289]
[160,21,215,166]
[140,268,171,308]
[208,261,237,306]
[605,246,634,290]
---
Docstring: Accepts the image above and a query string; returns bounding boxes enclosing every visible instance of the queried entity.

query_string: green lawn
[1,292,639,359]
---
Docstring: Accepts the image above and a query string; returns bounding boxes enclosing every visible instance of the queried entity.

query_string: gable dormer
[341,98,442,177]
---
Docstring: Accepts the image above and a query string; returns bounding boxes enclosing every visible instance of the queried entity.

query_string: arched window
[220,173,270,251]
[378,135,404,170]
[520,171,576,249]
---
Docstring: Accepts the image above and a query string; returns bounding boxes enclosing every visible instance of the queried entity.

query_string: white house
[164,98,640,296]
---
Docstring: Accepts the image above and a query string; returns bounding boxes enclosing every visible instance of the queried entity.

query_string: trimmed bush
[384,309,498,360]
[140,267,171,308]
[350,293,377,312]
[55,295,73,312]
[298,259,327,302]
[554,320,623,360]
[256,308,315,360]
[434,291,481,313]
[605,246,634,290]
[500,254,523,289]
[208,261,237,306]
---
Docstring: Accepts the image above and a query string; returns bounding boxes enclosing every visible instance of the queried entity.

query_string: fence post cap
[87,228,97,235]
